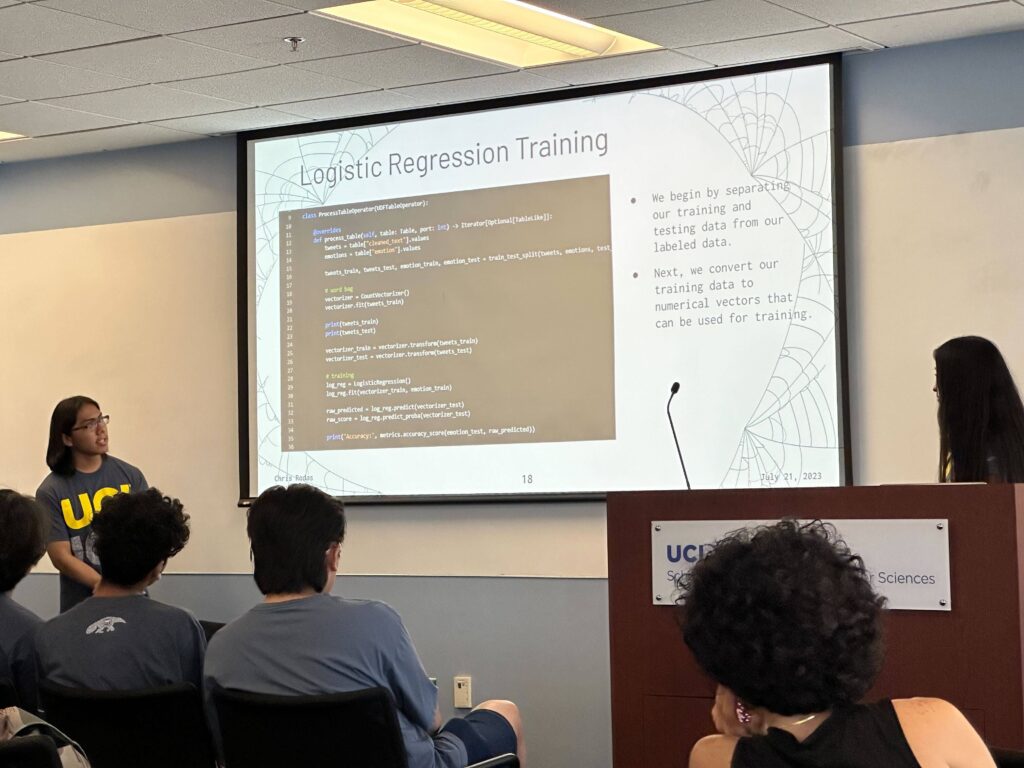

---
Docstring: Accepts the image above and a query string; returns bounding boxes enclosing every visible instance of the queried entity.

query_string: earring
[735,699,752,725]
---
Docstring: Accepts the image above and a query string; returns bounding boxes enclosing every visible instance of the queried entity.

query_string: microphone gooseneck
[666,382,691,491]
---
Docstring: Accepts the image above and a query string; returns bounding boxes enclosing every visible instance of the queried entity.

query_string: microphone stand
[667,383,692,490]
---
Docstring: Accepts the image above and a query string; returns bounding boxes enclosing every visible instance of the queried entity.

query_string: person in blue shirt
[204,484,524,768]
[0,489,48,711]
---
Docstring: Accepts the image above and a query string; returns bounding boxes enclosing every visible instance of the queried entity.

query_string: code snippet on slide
[280,176,615,451]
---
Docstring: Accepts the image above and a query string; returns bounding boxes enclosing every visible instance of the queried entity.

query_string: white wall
[845,126,1024,485]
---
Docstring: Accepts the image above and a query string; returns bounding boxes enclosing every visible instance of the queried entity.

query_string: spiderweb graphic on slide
[645,73,839,487]
[253,128,396,495]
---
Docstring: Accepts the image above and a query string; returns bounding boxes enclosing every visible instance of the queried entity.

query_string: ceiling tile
[273,89,424,120]
[44,85,246,122]
[153,107,303,134]
[590,0,824,48]
[841,2,1024,46]
[532,49,708,86]
[0,3,148,56]
[293,45,511,89]
[533,0,705,19]
[0,94,19,105]
[679,27,880,67]
[0,58,140,100]
[173,13,413,64]
[0,101,127,137]
[165,65,369,105]
[42,37,268,82]
[0,0,22,7]
[0,123,199,164]
[768,0,998,25]
[394,71,563,105]
[37,0,298,35]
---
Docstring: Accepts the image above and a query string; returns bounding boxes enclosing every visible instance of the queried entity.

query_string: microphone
[666,382,691,490]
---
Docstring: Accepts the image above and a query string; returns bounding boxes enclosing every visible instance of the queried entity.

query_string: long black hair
[934,336,1024,482]
[46,395,99,477]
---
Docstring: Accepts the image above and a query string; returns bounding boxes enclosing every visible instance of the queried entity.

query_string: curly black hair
[676,520,886,715]
[0,490,48,593]
[92,489,190,587]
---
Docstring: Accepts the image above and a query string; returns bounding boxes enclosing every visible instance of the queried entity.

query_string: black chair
[992,747,1024,767]
[0,680,18,709]
[213,687,517,768]
[38,681,215,768]
[0,734,62,768]
[198,620,225,643]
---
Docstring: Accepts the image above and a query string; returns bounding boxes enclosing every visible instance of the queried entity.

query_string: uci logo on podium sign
[652,519,951,611]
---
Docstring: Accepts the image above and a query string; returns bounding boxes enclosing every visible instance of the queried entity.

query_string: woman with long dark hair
[934,336,1024,482]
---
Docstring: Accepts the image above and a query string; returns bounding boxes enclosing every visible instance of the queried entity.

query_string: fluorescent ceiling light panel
[0,130,27,142]
[316,0,660,67]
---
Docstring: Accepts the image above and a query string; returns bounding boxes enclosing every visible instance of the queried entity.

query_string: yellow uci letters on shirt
[59,484,132,529]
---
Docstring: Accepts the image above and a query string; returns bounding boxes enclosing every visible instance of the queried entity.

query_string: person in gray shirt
[0,490,48,712]
[204,485,524,768]
[35,489,205,691]
[36,396,148,612]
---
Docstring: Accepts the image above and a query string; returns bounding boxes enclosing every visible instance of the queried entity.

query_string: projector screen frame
[236,53,851,506]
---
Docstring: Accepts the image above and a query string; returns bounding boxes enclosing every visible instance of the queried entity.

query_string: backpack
[0,706,91,767]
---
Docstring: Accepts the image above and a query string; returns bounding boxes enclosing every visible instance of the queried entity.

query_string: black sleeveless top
[731,700,922,768]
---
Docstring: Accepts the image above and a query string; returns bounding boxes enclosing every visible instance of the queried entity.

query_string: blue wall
[842,29,1024,146]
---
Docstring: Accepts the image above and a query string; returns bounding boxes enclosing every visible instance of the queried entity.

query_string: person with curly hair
[35,489,205,691]
[0,490,48,711]
[933,336,1024,483]
[677,520,994,768]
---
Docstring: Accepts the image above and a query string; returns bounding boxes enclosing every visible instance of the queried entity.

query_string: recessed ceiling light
[0,131,27,143]
[316,0,661,68]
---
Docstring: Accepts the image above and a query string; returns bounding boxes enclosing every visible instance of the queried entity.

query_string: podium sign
[652,518,951,611]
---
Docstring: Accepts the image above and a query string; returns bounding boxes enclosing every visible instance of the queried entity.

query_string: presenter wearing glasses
[37,396,148,612]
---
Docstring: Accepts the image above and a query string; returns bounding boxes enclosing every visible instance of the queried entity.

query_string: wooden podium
[608,484,1024,767]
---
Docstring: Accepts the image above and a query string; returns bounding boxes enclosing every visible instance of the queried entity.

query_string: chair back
[0,734,63,768]
[38,681,214,768]
[198,621,224,644]
[213,686,408,768]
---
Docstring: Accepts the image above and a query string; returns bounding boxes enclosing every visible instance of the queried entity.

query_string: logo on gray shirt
[86,617,126,635]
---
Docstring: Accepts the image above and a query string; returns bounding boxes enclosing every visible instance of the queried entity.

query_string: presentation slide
[246,62,843,497]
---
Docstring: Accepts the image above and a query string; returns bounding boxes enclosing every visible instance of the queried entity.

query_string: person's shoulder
[105,455,143,479]
[689,735,738,768]
[205,606,266,663]
[0,598,42,649]
[0,595,42,627]
[893,697,996,767]
[142,597,198,624]
[36,604,79,644]
[892,696,966,725]
[334,596,404,625]
[36,471,64,498]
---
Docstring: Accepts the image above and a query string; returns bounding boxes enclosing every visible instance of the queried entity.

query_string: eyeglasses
[71,414,110,432]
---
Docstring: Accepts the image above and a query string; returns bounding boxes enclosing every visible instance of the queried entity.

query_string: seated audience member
[677,520,994,768]
[36,489,205,690]
[0,490,48,711]
[204,484,524,768]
